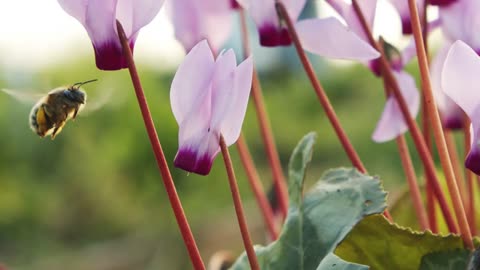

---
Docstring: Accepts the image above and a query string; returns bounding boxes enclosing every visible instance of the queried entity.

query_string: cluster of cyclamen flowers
[56,0,480,268]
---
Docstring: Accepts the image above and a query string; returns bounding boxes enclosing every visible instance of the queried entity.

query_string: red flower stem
[239,8,289,219]
[464,118,476,235]
[116,21,206,269]
[236,135,280,240]
[220,135,260,270]
[351,0,458,233]
[407,0,473,248]
[274,1,366,174]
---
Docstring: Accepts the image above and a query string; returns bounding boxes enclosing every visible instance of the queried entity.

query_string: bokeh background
[0,1,452,269]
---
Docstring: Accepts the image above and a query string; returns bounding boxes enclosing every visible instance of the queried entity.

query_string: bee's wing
[80,87,115,115]
[1,88,44,105]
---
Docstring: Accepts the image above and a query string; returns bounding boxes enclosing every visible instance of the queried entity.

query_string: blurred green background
[0,50,447,269]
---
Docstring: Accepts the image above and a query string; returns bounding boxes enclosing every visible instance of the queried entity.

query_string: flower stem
[220,135,260,270]
[407,0,473,248]
[239,8,289,219]
[116,21,206,269]
[350,0,458,233]
[396,135,430,230]
[236,134,280,240]
[274,1,367,173]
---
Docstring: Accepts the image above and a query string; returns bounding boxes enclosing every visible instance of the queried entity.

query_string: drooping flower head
[236,0,306,46]
[58,0,164,70]
[170,40,253,175]
[442,41,480,174]
[166,0,233,53]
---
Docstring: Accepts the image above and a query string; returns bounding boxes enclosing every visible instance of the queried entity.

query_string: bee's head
[63,89,86,104]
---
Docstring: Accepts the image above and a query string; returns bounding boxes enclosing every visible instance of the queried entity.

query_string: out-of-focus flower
[429,0,458,6]
[372,71,420,142]
[442,41,480,174]
[166,0,233,53]
[326,0,420,142]
[170,40,253,175]
[389,0,425,34]
[58,0,164,70]
[430,42,464,129]
[236,0,379,61]
[439,0,480,52]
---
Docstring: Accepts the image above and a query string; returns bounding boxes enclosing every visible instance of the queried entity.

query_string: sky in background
[0,0,436,72]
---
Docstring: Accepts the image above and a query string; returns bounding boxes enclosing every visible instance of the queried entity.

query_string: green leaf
[316,253,369,270]
[230,131,387,270]
[336,214,465,270]
[419,249,470,270]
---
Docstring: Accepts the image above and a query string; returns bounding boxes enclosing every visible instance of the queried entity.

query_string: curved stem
[220,135,260,270]
[350,0,458,233]
[236,135,280,240]
[275,1,367,173]
[407,0,472,248]
[116,21,206,269]
[239,8,289,219]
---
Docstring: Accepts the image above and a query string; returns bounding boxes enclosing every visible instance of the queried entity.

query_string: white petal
[221,56,254,145]
[372,71,420,142]
[116,0,164,38]
[57,0,89,24]
[442,40,480,118]
[295,18,380,61]
[170,40,215,124]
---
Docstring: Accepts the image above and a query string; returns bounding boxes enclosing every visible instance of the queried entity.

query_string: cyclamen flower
[236,0,379,61]
[58,0,164,70]
[389,0,425,34]
[429,0,458,6]
[166,0,233,53]
[442,41,480,174]
[170,40,253,175]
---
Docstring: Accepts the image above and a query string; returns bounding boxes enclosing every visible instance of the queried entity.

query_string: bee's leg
[72,107,79,120]
[51,121,66,140]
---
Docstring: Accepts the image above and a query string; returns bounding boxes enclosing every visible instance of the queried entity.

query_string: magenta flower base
[259,25,292,47]
[93,41,134,70]
[174,148,213,176]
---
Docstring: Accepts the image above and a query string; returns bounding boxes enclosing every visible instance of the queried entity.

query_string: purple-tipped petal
[220,56,254,145]
[389,0,424,35]
[431,42,464,129]
[167,0,233,52]
[170,40,215,123]
[442,40,480,118]
[465,123,480,175]
[295,18,380,61]
[372,71,420,142]
[258,24,291,47]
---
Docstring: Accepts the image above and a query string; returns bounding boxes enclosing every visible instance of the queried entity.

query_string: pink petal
[57,0,88,23]
[281,0,307,23]
[430,42,464,129]
[441,40,480,118]
[326,0,377,42]
[389,0,424,34]
[430,0,458,6]
[372,71,420,142]
[295,18,380,61]
[209,50,237,131]
[170,40,215,124]
[220,56,254,145]
[174,102,219,175]
[166,0,233,52]
[116,0,164,38]
[439,0,480,51]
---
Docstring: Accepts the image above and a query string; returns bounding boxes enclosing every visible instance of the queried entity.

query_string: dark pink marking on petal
[174,148,215,175]
[428,0,457,6]
[230,0,240,9]
[93,40,135,71]
[443,114,464,130]
[401,18,412,35]
[466,147,480,175]
[258,24,291,47]
[368,59,382,77]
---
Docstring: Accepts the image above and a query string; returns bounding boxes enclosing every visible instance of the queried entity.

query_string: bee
[2,79,98,139]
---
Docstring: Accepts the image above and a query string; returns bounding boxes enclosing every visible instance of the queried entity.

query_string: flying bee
[2,79,102,139]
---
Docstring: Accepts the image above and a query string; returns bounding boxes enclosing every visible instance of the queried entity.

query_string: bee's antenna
[71,79,98,90]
